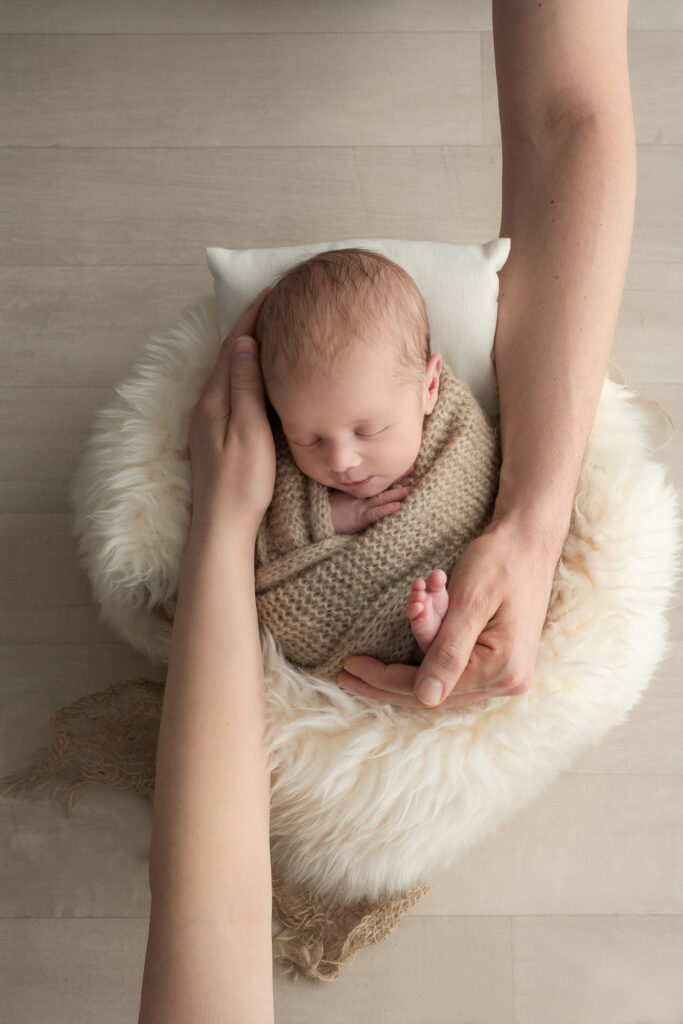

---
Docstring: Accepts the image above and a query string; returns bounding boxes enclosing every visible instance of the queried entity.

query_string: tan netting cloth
[1,365,501,980]
[0,675,430,981]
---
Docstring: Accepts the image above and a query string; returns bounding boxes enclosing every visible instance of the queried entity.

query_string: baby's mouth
[342,475,373,487]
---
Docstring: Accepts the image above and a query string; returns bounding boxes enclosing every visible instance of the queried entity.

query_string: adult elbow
[537,96,635,150]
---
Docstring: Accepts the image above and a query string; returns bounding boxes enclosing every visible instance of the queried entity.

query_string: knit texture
[254,361,502,681]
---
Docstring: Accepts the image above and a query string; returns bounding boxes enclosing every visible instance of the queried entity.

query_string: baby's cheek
[289,448,309,474]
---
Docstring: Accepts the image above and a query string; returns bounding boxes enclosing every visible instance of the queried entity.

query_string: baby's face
[266,340,442,499]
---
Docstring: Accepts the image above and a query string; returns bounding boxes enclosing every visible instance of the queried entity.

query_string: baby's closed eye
[293,427,388,448]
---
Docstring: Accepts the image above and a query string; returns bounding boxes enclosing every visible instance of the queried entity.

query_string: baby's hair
[253,247,431,395]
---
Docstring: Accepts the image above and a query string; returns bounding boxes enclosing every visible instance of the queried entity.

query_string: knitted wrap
[254,362,502,681]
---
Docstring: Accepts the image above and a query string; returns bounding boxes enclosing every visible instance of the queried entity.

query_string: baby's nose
[328,451,361,472]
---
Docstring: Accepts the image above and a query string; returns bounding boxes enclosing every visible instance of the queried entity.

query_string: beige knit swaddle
[254,362,502,681]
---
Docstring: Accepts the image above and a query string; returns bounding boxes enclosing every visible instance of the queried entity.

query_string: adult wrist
[489,497,572,562]
[183,510,261,571]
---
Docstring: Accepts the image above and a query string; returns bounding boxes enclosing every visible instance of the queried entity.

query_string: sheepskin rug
[69,295,682,906]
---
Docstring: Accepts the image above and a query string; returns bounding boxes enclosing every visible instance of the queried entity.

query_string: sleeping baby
[252,247,501,683]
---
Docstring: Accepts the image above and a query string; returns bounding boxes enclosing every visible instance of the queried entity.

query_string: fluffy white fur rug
[70,295,681,905]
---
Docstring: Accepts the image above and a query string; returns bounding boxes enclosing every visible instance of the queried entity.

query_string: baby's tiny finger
[371,502,401,523]
[381,486,414,502]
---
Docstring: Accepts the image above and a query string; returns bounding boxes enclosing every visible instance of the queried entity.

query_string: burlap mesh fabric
[1,363,501,981]
[0,674,431,980]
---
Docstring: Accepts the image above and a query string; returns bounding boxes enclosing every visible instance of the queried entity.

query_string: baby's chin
[329,472,407,497]
[348,476,385,497]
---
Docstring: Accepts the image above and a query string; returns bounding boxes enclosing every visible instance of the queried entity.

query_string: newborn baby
[254,246,455,659]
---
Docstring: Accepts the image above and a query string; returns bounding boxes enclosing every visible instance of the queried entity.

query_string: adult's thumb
[230,336,261,391]
[234,336,258,360]
[414,603,484,706]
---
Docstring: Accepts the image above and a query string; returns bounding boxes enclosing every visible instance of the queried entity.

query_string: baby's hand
[329,486,415,535]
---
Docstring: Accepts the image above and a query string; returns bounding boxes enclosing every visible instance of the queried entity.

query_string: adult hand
[186,285,275,540]
[335,514,565,710]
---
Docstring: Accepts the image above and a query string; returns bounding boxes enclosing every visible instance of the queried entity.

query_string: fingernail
[416,677,443,706]
[235,337,257,358]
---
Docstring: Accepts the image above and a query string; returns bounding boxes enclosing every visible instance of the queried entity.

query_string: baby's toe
[405,601,423,621]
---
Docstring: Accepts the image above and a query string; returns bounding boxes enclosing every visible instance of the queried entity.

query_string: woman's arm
[137,294,276,1024]
[138,528,274,1024]
[333,0,637,709]
[491,0,637,546]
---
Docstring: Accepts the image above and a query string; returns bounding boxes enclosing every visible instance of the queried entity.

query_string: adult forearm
[492,113,637,550]
[147,523,272,923]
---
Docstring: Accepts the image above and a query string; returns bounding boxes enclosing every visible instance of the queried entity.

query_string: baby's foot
[406,570,449,654]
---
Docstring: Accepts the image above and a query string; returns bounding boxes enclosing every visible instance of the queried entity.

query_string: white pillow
[206,237,510,418]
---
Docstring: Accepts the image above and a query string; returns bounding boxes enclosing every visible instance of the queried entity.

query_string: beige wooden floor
[1,2,682,1022]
